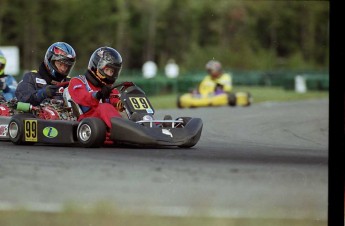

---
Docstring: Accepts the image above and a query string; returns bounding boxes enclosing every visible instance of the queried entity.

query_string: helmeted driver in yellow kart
[177,60,252,108]
[198,60,232,95]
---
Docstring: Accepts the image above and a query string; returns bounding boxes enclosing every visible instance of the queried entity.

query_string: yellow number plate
[129,97,151,110]
[24,120,38,142]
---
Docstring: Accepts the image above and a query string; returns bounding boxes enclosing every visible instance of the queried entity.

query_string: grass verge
[0,208,326,226]
[148,86,328,109]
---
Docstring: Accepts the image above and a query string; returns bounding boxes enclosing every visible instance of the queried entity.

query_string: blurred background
[0,0,329,96]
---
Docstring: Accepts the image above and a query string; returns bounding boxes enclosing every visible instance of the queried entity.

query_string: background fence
[115,69,329,96]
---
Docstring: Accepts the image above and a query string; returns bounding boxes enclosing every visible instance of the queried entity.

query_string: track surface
[0,99,328,219]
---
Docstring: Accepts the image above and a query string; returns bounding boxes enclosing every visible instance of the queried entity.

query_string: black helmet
[44,42,76,79]
[88,47,122,86]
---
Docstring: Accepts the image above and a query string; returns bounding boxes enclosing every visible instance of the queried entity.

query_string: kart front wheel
[176,95,183,109]
[8,114,36,145]
[228,93,236,106]
[77,118,106,148]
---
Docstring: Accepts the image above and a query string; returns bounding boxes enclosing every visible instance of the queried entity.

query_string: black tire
[228,93,236,106]
[176,117,192,125]
[162,115,173,128]
[245,92,253,106]
[77,118,107,148]
[8,113,36,145]
[176,95,183,109]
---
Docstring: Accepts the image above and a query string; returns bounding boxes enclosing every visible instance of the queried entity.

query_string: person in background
[164,58,179,79]
[0,50,18,101]
[197,60,232,96]
[142,60,157,79]
[67,46,124,129]
[15,42,76,106]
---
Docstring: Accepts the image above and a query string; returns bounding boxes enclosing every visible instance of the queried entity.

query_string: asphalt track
[0,98,328,220]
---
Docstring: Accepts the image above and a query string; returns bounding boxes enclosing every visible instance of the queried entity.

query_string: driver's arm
[68,77,100,108]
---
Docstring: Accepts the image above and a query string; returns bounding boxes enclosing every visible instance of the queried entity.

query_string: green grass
[0,208,326,226]
[148,86,329,109]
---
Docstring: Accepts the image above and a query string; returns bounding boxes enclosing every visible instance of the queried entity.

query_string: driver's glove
[96,86,112,100]
[115,100,125,112]
[38,85,59,98]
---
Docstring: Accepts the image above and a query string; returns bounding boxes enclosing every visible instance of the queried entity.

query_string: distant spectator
[0,50,18,101]
[164,59,179,78]
[142,61,157,79]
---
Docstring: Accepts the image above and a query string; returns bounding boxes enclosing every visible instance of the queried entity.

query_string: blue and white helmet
[44,42,76,79]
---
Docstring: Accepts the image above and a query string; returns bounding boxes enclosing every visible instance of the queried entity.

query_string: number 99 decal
[24,120,38,142]
[129,97,151,110]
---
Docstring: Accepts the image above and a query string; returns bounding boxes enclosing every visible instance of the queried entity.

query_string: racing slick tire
[176,95,183,109]
[245,92,253,106]
[77,118,107,148]
[8,113,36,145]
[228,93,236,106]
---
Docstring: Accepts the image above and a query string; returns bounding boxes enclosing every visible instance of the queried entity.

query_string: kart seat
[63,88,83,118]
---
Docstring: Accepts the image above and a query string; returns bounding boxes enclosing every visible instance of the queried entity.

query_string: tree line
[0,0,329,75]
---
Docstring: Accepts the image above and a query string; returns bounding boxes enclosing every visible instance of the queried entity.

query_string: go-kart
[6,82,203,148]
[0,96,20,140]
[0,82,75,141]
[177,89,252,108]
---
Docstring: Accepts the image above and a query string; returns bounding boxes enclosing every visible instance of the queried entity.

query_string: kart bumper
[110,117,203,147]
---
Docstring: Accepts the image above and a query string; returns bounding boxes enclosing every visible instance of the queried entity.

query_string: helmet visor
[97,52,122,80]
[53,60,74,76]
[51,46,76,66]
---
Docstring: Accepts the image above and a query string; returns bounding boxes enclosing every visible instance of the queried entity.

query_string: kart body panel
[0,116,10,140]
[110,117,203,147]
[9,115,79,145]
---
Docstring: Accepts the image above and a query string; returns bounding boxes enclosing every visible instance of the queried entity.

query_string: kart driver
[15,42,76,106]
[0,50,18,101]
[197,60,232,96]
[67,46,124,129]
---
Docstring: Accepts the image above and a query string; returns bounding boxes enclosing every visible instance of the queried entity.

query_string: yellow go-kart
[177,91,252,109]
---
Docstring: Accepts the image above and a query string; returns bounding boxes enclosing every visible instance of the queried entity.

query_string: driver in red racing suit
[68,47,124,129]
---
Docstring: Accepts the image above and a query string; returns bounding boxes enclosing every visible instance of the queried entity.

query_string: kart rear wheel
[176,95,183,109]
[162,115,173,128]
[228,93,236,106]
[77,118,106,148]
[8,114,36,145]
[245,92,253,106]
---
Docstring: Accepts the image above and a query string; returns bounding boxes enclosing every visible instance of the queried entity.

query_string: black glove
[215,83,223,90]
[96,86,112,100]
[39,85,59,98]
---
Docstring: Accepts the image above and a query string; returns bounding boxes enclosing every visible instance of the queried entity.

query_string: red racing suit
[68,75,122,128]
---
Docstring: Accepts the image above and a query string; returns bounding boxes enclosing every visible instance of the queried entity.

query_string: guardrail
[12,69,328,96]
[116,69,329,95]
